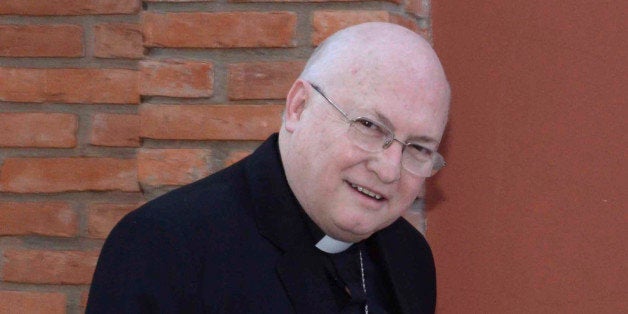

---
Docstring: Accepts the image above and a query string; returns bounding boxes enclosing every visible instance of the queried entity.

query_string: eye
[352,118,387,136]
[407,144,433,160]
[357,119,377,129]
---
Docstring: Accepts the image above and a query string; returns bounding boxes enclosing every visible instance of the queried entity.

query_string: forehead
[336,82,449,142]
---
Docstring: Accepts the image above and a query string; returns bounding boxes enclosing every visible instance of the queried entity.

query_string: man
[87,22,450,313]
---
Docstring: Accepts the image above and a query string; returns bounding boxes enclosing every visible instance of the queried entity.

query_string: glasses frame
[308,82,446,177]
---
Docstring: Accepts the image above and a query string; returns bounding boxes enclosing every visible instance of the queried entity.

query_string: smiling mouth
[350,183,384,200]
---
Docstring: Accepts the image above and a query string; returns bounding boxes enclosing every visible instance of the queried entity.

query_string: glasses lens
[347,117,445,177]
[402,150,445,177]
[348,118,391,152]
[402,151,432,177]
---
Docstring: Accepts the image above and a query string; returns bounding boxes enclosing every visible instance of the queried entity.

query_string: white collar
[315,235,353,254]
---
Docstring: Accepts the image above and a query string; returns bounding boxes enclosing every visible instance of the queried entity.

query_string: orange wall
[429,1,626,313]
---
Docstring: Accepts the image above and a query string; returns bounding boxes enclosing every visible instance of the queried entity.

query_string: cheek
[396,177,425,204]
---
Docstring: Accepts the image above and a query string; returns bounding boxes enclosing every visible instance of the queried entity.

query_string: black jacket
[87,134,436,313]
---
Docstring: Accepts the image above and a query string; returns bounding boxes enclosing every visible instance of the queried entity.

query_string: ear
[283,80,309,133]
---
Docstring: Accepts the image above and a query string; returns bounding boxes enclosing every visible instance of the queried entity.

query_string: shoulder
[373,218,436,312]
[377,218,436,272]
[115,158,254,245]
[89,138,285,311]
[387,218,433,250]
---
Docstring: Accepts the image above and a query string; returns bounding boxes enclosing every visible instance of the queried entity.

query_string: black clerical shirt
[299,209,396,313]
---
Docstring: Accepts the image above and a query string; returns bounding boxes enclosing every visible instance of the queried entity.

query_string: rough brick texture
[0,113,77,147]
[0,291,66,314]
[137,148,214,187]
[0,158,139,193]
[2,250,99,284]
[143,12,297,48]
[0,68,139,104]
[0,1,427,313]
[94,23,144,59]
[87,203,141,238]
[140,59,214,97]
[89,113,140,147]
[228,61,305,100]
[0,0,140,16]
[140,104,284,140]
[312,10,418,44]
[224,149,253,167]
[0,202,77,237]
[0,24,83,57]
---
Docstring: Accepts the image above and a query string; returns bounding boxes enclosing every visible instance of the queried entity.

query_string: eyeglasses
[309,82,446,177]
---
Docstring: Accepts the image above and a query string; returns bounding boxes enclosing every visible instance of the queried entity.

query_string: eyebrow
[315,81,440,146]
[373,110,440,145]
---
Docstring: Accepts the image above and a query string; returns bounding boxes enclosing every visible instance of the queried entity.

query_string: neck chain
[359,250,369,314]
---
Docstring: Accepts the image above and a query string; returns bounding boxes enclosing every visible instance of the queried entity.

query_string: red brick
[0,157,139,193]
[0,112,77,148]
[2,250,99,284]
[313,10,389,45]
[87,203,140,238]
[0,0,140,16]
[44,68,139,104]
[312,11,418,45]
[140,59,214,98]
[0,68,139,104]
[0,291,66,314]
[406,0,429,18]
[94,23,143,59]
[228,61,304,100]
[224,149,253,167]
[89,113,140,147]
[138,149,213,187]
[143,12,296,48]
[140,104,284,140]
[0,202,77,237]
[0,67,44,102]
[0,24,83,57]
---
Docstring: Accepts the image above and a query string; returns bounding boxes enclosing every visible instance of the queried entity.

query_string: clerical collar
[315,235,354,254]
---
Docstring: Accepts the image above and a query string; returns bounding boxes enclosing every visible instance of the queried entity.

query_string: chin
[332,221,377,242]
[335,232,371,243]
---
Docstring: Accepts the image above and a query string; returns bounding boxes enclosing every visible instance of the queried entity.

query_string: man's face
[282,78,449,242]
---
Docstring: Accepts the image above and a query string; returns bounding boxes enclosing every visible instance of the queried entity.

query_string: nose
[366,141,404,183]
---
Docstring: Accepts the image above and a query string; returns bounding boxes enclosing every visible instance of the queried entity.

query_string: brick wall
[0,1,431,313]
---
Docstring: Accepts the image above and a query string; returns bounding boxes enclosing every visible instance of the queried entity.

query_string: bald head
[300,22,450,110]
